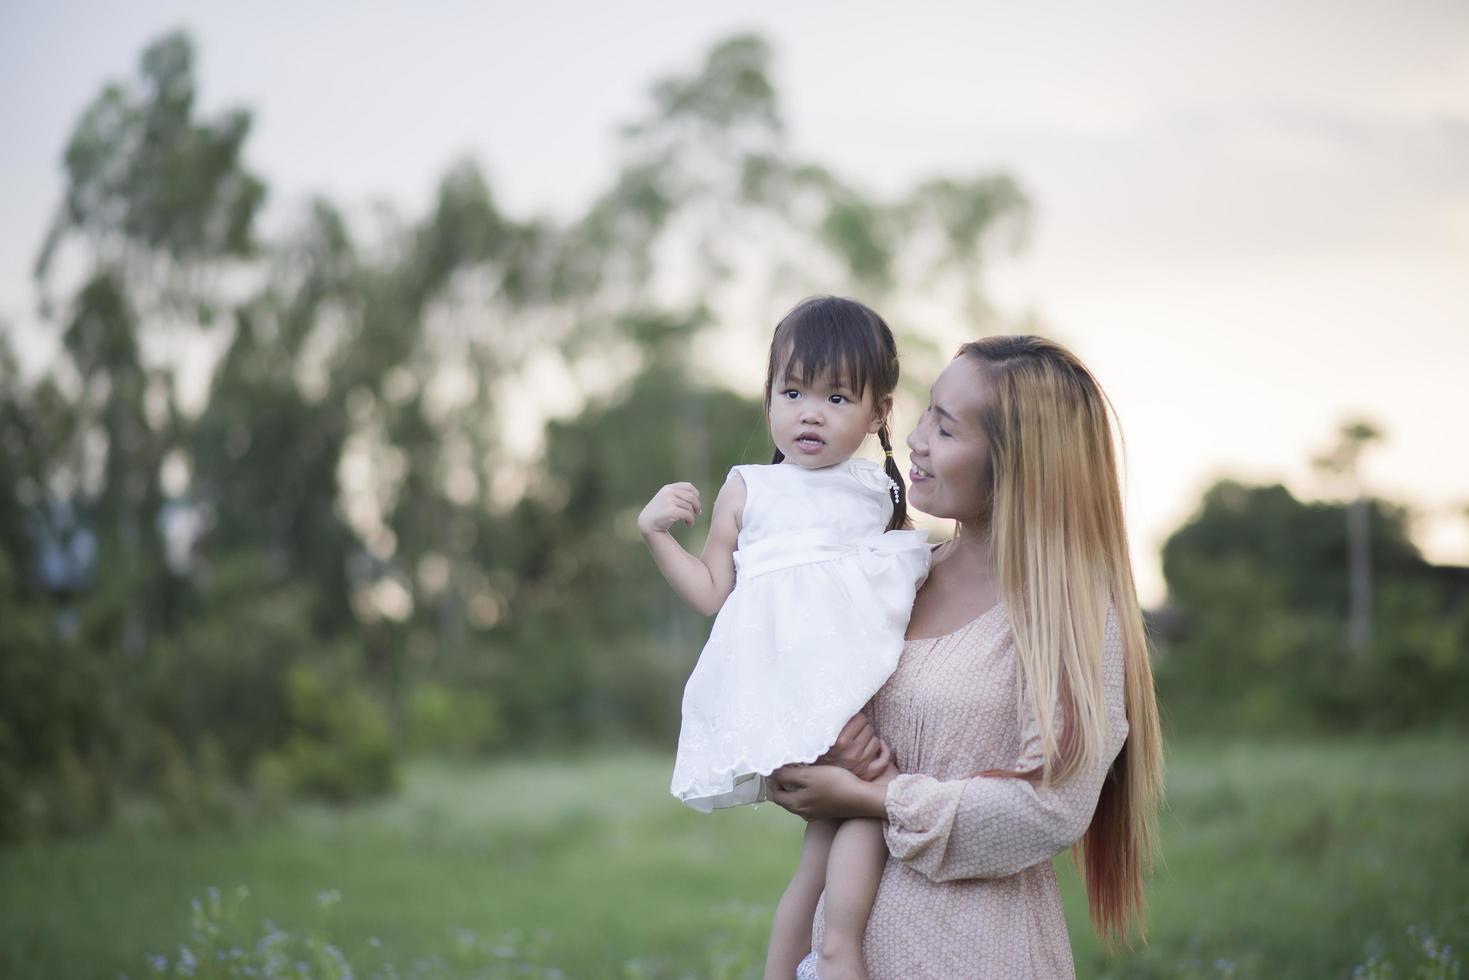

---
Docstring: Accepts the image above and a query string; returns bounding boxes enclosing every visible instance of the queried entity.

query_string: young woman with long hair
[771,335,1165,978]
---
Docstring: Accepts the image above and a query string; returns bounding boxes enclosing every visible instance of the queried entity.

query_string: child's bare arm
[637,473,745,616]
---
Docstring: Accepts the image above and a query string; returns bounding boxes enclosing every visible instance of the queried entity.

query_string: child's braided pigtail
[878,425,909,531]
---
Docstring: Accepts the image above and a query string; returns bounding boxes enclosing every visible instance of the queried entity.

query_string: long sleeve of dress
[881,607,1130,882]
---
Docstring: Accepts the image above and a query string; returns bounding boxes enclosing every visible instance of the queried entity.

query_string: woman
[772,336,1165,979]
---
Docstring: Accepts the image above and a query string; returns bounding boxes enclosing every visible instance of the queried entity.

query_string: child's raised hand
[638,482,702,536]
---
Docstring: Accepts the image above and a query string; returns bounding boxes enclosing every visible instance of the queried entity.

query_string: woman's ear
[869,394,894,435]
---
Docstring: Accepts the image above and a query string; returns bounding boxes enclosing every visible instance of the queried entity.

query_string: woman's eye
[938,427,952,439]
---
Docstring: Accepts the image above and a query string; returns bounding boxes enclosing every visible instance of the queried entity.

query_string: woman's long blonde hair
[958,336,1164,950]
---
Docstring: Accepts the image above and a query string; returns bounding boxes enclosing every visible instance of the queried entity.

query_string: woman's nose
[906,420,924,454]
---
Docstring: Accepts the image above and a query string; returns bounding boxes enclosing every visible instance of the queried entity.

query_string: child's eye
[828,394,848,405]
[782,390,800,400]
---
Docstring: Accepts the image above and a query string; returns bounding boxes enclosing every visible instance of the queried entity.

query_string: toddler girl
[637,296,930,980]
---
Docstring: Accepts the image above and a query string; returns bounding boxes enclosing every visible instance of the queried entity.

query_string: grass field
[2,735,1466,978]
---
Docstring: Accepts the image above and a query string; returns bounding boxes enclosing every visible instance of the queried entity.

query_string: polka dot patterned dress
[798,600,1130,979]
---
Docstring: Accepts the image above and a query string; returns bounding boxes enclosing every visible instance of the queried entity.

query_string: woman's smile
[903,357,995,522]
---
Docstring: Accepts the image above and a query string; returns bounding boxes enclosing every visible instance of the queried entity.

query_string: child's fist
[638,482,702,536]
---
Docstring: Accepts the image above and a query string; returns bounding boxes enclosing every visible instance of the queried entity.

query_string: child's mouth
[795,435,825,453]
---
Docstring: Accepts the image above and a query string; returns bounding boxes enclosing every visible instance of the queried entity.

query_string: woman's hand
[768,763,895,821]
[815,712,892,781]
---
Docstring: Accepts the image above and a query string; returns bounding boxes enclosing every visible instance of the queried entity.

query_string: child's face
[768,356,886,469]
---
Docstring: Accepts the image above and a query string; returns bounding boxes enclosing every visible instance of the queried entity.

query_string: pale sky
[3,0,1468,605]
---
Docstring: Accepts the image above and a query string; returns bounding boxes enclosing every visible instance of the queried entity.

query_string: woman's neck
[919,517,1002,625]
[945,518,995,575]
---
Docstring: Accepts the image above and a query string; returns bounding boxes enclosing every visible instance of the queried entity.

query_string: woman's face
[906,356,994,523]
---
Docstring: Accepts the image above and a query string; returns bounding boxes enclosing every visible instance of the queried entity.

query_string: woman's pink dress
[806,600,1130,979]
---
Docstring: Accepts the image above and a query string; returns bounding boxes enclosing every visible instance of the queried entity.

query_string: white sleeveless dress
[670,458,932,812]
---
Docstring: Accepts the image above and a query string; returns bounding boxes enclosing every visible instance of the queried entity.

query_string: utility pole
[1311,420,1384,655]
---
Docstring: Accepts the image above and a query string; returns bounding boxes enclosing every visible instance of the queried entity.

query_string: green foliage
[136,885,566,979]
[260,661,397,803]
[2,742,1464,978]
[1351,923,1465,980]
[1364,580,1469,730]
[148,732,241,834]
[648,34,780,134]
[0,335,49,582]
[0,555,116,841]
[1162,480,1426,617]
[1156,480,1469,735]
[134,885,776,979]
[139,567,314,777]
[819,196,895,289]
[10,21,1463,858]
[36,29,264,309]
[405,681,503,758]
[491,359,768,746]
[134,552,390,797]
[10,24,1031,811]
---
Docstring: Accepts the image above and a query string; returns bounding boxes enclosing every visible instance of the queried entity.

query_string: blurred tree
[560,32,1031,370]
[4,26,1046,838]
[499,344,768,744]
[0,333,47,592]
[307,32,1036,741]
[189,203,360,633]
[1157,477,1467,733]
[1162,480,1422,618]
[30,29,265,657]
[35,30,264,316]
[0,552,116,841]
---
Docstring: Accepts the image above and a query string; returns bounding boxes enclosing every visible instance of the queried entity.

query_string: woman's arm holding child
[637,473,745,617]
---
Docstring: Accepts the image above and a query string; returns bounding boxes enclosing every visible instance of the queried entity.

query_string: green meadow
[2,735,1465,979]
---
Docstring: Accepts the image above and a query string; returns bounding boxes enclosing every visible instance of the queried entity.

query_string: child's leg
[815,817,886,980]
[764,818,838,980]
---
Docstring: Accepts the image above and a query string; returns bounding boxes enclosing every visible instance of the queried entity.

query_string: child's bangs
[774,319,882,398]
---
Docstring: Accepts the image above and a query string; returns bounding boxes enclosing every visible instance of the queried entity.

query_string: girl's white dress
[670,458,931,812]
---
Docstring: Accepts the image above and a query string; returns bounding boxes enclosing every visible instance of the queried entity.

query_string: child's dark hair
[762,295,909,531]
